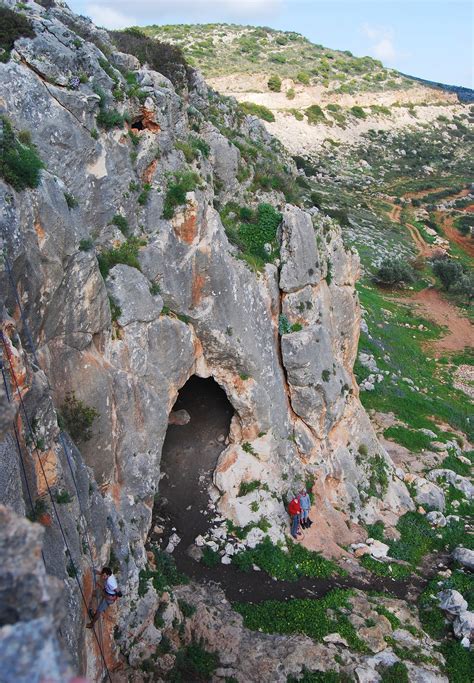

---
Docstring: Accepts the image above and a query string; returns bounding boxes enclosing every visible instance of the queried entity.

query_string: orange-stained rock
[142,158,157,184]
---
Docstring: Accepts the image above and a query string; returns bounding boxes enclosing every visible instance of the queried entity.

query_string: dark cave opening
[155,376,233,550]
[130,118,145,131]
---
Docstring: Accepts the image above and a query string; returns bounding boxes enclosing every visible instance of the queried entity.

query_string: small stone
[323,633,349,647]
[195,535,206,547]
[221,555,232,565]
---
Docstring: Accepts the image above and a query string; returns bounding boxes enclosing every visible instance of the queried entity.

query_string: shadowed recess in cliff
[156,376,233,550]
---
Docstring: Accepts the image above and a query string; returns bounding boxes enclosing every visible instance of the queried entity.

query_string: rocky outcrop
[0,505,72,683]
[0,1,413,678]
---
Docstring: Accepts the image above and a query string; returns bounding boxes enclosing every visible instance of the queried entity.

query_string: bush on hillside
[306,105,326,125]
[0,7,35,63]
[296,71,310,85]
[374,257,416,286]
[110,28,192,89]
[267,74,282,92]
[239,101,275,122]
[0,117,44,190]
[431,256,464,290]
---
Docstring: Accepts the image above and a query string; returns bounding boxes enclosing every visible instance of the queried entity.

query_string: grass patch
[355,283,473,441]
[441,451,472,477]
[240,101,275,122]
[383,426,433,452]
[360,555,412,579]
[232,536,340,580]
[234,589,368,652]
[237,479,261,497]
[439,639,474,683]
[97,236,144,278]
[374,605,401,630]
[287,671,341,683]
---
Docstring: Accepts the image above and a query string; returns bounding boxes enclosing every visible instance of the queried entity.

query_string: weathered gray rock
[452,546,474,570]
[427,469,474,499]
[426,511,447,527]
[106,264,163,326]
[453,611,474,640]
[414,478,445,511]
[438,589,468,615]
[280,205,323,292]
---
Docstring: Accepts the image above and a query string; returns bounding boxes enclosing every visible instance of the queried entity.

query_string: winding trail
[387,198,473,353]
[152,378,425,605]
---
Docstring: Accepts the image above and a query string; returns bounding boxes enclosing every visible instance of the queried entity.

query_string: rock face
[0,505,72,683]
[0,1,412,678]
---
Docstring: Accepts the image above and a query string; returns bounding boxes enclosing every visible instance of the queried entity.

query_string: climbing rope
[1,331,113,683]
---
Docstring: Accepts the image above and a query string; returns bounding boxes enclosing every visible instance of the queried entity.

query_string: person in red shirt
[288,495,301,539]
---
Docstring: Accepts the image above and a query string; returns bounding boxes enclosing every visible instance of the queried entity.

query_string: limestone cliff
[0,1,413,679]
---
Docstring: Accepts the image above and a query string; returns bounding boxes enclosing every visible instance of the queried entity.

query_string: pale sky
[66,0,473,88]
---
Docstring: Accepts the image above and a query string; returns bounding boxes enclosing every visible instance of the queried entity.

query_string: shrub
[0,7,35,63]
[55,489,73,505]
[111,214,129,236]
[0,117,44,190]
[380,662,409,683]
[351,106,367,119]
[97,236,144,278]
[201,546,220,567]
[96,108,124,130]
[168,641,219,682]
[26,497,48,522]
[267,74,282,92]
[110,28,191,90]
[138,548,187,597]
[296,71,310,85]
[59,392,99,443]
[306,105,326,125]
[163,170,200,219]
[137,183,151,205]
[238,479,261,497]
[431,256,466,292]
[286,87,295,100]
[79,238,94,251]
[239,101,275,123]
[374,258,416,286]
[64,192,78,209]
[238,203,282,263]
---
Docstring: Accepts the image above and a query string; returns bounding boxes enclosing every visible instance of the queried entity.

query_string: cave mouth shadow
[156,376,234,546]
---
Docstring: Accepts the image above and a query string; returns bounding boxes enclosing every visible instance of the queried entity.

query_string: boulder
[165,533,181,553]
[437,589,468,615]
[426,511,447,527]
[368,540,390,559]
[414,478,445,511]
[453,611,474,640]
[452,547,474,570]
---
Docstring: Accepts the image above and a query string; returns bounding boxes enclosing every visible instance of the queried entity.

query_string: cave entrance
[155,376,233,553]
[130,118,145,131]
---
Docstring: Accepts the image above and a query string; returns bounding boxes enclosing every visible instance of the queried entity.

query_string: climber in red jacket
[288,495,302,539]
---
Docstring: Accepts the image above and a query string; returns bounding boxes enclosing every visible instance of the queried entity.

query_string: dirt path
[406,223,434,257]
[153,377,425,605]
[389,204,401,222]
[410,287,473,353]
[436,210,474,257]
